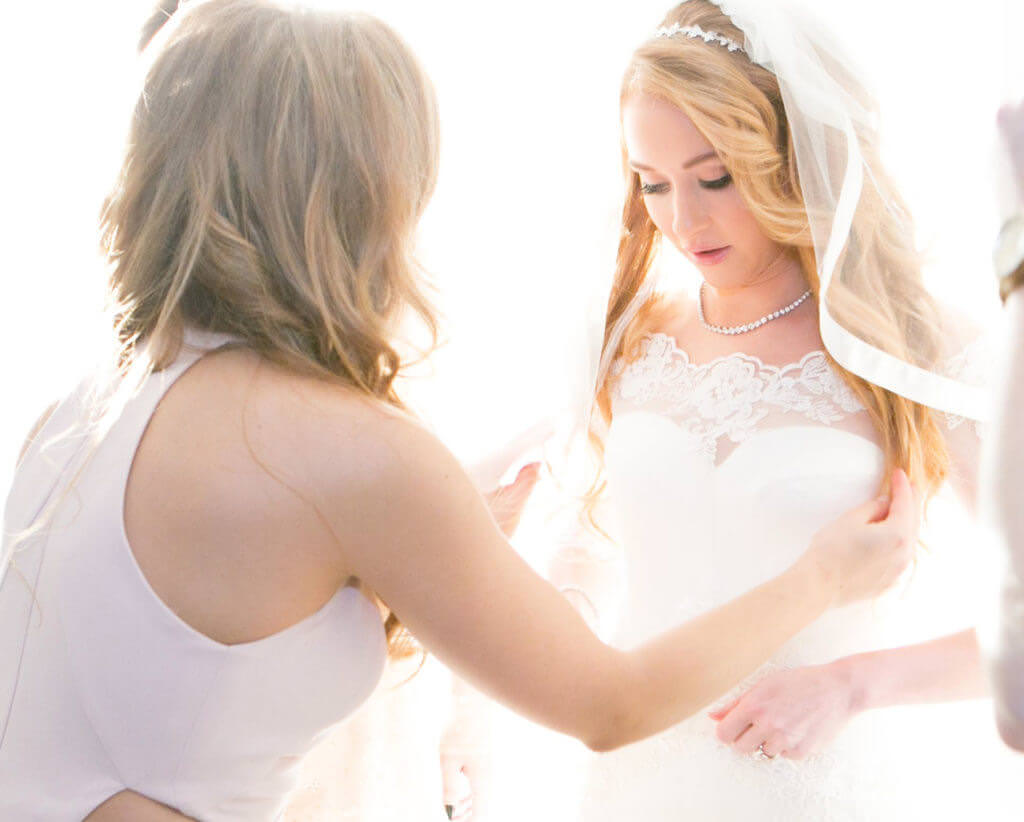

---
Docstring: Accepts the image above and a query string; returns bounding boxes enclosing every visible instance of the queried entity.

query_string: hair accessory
[654,22,745,54]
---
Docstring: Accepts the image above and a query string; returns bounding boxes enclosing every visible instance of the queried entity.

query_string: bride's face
[622,93,787,289]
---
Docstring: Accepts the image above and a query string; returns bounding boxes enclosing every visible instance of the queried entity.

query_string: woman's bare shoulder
[236,354,451,496]
[613,293,696,366]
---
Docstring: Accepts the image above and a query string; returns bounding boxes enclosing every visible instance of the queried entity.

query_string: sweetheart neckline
[713,423,884,474]
[609,411,884,474]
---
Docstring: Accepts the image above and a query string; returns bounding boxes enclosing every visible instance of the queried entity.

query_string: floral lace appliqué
[611,333,865,461]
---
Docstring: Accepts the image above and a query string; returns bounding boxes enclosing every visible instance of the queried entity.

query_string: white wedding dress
[577,333,1022,821]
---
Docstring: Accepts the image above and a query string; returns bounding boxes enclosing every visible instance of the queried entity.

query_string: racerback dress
[0,331,387,821]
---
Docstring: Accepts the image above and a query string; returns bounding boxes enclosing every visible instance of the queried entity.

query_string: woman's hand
[799,468,918,607]
[482,462,541,538]
[709,662,860,760]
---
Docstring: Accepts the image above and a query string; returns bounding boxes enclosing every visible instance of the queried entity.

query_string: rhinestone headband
[654,22,745,54]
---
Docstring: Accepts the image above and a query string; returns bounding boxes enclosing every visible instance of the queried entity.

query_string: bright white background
[0,0,1016,505]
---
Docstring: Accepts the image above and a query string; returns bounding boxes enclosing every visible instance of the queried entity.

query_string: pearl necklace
[697,283,812,336]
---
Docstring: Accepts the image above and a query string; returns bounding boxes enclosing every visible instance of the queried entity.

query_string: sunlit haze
[0,0,1012,498]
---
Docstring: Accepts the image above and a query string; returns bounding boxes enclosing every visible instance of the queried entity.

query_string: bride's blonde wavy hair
[46,0,439,659]
[589,0,949,508]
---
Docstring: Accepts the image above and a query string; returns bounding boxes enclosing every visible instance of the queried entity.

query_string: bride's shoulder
[640,292,696,338]
[618,293,696,363]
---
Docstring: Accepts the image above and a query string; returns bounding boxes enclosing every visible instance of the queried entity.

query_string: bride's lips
[688,246,731,265]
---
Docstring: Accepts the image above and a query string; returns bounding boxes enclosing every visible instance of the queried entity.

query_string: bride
[557,1,1021,819]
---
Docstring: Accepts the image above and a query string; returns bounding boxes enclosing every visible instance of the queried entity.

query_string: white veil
[720,0,991,420]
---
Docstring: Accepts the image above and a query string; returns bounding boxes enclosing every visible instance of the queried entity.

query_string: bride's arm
[712,628,988,760]
[714,361,992,759]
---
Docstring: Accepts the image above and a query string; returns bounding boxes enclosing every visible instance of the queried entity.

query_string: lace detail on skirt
[582,659,871,821]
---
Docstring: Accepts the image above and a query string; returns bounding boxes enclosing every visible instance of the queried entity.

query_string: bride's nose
[673,187,711,239]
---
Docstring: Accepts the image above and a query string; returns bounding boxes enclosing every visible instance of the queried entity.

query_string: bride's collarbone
[652,313,824,369]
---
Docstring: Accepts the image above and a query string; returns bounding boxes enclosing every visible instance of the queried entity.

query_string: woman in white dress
[0,1,919,820]
[990,98,1024,752]
[563,1,1021,819]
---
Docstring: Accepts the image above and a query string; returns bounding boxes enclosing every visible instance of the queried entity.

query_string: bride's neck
[701,255,809,328]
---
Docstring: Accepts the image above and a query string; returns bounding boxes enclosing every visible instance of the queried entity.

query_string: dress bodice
[606,334,886,653]
[611,332,870,463]
[579,333,1018,821]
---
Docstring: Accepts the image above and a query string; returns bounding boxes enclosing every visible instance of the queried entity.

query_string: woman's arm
[714,383,991,759]
[299,403,915,752]
[84,791,196,822]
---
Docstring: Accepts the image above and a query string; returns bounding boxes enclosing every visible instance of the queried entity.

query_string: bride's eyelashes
[640,181,670,195]
[700,173,733,190]
[639,173,733,196]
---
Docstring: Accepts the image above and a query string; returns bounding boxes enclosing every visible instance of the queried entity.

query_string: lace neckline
[641,332,830,374]
[610,332,867,463]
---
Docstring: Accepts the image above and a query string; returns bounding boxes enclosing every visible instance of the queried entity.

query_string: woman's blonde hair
[590,0,949,505]
[97,0,441,656]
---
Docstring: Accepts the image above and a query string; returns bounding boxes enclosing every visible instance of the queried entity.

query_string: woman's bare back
[84,791,196,821]
[123,346,376,646]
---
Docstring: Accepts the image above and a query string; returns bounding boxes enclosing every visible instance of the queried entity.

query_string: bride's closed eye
[639,173,733,196]
[699,173,732,190]
[640,181,670,195]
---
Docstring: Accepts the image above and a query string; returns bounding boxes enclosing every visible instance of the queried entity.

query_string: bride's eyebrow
[629,151,721,173]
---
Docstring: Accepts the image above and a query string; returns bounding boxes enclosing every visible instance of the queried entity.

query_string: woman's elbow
[575,690,633,753]
[578,652,671,753]
[575,656,641,753]
[583,716,633,753]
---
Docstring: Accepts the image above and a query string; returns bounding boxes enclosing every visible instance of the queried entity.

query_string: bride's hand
[799,468,918,608]
[708,663,859,760]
